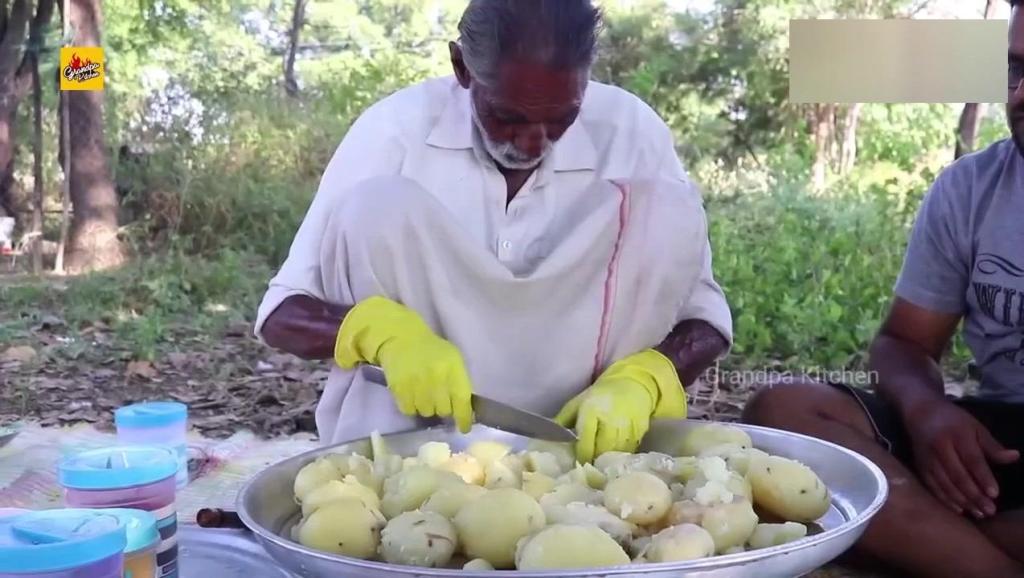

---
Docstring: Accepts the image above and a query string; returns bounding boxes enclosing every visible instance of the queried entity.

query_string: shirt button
[501,240,512,250]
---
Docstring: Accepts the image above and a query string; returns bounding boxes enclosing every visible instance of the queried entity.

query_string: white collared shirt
[256,75,732,344]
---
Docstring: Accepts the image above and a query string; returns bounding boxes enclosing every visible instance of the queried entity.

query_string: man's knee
[742,380,864,432]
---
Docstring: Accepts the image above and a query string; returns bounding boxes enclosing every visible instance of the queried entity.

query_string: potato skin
[515,524,630,570]
[747,455,830,522]
[454,488,546,569]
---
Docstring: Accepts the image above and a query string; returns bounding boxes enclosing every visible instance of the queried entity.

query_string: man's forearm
[655,319,729,387]
[261,295,352,360]
[869,333,948,419]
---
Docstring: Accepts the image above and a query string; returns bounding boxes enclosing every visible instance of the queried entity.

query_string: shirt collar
[426,80,598,173]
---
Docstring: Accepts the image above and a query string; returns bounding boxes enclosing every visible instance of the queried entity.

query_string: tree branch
[15,0,55,87]
[0,0,29,84]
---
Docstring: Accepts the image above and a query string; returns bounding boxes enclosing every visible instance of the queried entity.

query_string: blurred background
[0,0,1009,433]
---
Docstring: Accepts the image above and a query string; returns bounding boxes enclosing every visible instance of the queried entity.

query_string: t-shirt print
[972,252,1024,368]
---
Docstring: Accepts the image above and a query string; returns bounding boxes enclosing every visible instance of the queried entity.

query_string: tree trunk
[284,0,308,97]
[839,103,862,174]
[64,0,124,273]
[30,44,43,273]
[811,103,835,191]
[954,0,998,160]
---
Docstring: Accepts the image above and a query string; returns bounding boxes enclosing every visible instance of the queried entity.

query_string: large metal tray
[237,420,887,578]
[179,525,295,577]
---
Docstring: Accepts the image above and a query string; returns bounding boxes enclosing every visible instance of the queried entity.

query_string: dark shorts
[828,382,1024,512]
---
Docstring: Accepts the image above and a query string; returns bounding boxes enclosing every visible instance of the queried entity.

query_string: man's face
[1008,6,1024,157]
[466,60,587,170]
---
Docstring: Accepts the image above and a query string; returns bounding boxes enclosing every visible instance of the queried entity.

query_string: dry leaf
[167,352,190,370]
[126,360,158,379]
[1,346,37,363]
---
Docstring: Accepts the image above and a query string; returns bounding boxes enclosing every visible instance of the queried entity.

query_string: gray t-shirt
[895,138,1024,401]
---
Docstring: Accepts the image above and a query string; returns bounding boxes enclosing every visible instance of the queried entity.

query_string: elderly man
[256,0,732,462]
[744,3,1024,577]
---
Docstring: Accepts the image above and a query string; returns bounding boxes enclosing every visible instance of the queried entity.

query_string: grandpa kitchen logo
[60,47,104,91]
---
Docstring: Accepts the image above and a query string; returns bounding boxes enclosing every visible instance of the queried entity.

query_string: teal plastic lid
[104,509,158,555]
[0,509,126,572]
[115,401,187,429]
[59,446,178,490]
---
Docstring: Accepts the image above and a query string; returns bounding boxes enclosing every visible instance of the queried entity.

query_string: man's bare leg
[743,381,1024,578]
[980,509,1024,565]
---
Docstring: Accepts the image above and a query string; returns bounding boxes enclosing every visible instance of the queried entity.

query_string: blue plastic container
[0,509,126,578]
[114,402,189,489]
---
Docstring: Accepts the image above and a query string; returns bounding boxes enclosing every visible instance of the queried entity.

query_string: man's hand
[555,349,686,464]
[334,296,475,433]
[908,398,1020,518]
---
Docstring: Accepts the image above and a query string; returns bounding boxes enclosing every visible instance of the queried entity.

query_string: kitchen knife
[362,366,578,443]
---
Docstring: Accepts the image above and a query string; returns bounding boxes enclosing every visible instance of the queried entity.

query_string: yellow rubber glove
[555,349,687,464]
[334,296,474,433]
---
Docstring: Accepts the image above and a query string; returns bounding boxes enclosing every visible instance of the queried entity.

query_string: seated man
[744,5,1024,577]
[256,0,732,463]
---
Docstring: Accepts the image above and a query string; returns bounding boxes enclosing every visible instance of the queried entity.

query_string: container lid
[0,509,27,520]
[115,401,188,429]
[0,509,126,572]
[104,509,158,554]
[59,446,178,490]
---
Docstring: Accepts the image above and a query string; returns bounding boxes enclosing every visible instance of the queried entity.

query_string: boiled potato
[324,453,381,495]
[454,488,546,569]
[301,476,381,517]
[678,424,752,457]
[673,456,699,481]
[297,499,385,559]
[593,451,632,474]
[644,524,716,563]
[541,502,637,547]
[666,500,707,526]
[466,441,510,467]
[381,465,463,519]
[417,442,452,468]
[525,451,564,478]
[747,522,808,550]
[604,471,672,525]
[560,463,607,490]
[526,440,576,472]
[539,483,604,508]
[438,453,485,485]
[723,545,746,555]
[463,558,495,571]
[515,524,630,570]
[293,458,341,502]
[747,455,830,522]
[379,511,458,567]
[629,536,652,560]
[483,459,521,489]
[522,471,558,499]
[685,473,752,506]
[724,447,770,477]
[370,430,402,478]
[700,499,758,553]
[421,483,488,519]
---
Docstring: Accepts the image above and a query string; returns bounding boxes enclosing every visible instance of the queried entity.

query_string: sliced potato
[525,451,564,478]
[324,453,381,495]
[526,440,577,472]
[466,441,511,467]
[522,471,558,500]
[416,442,453,468]
[438,453,485,485]
[381,465,463,519]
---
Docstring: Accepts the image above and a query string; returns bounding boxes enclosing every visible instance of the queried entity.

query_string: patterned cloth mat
[0,422,318,522]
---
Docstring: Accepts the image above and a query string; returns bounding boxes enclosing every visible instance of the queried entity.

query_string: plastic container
[59,447,178,578]
[0,511,27,521]
[105,510,158,578]
[115,402,189,489]
[0,508,126,578]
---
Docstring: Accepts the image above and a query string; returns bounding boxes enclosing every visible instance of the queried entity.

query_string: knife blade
[361,366,577,443]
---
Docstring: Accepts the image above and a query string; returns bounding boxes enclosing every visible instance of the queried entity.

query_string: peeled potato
[324,453,381,495]
[466,441,511,467]
[604,471,672,525]
[723,545,746,555]
[678,424,752,457]
[379,511,458,567]
[438,453,485,485]
[454,488,546,568]
[297,499,385,559]
[525,451,564,478]
[539,483,604,508]
[293,458,341,502]
[484,459,521,489]
[593,451,632,474]
[526,440,577,472]
[723,447,770,477]
[747,455,830,522]
[603,452,678,484]
[541,502,637,547]
[673,457,700,481]
[666,500,707,526]
[463,558,495,571]
[301,477,381,517]
[421,483,488,519]
[515,524,630,570]
[644,524,716,562]
[417,442,453,468]
[748,522,808,550]
[381,466,463,519]
[522,471,558,500]
[700,499,759,553]
[562,463,608,490]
